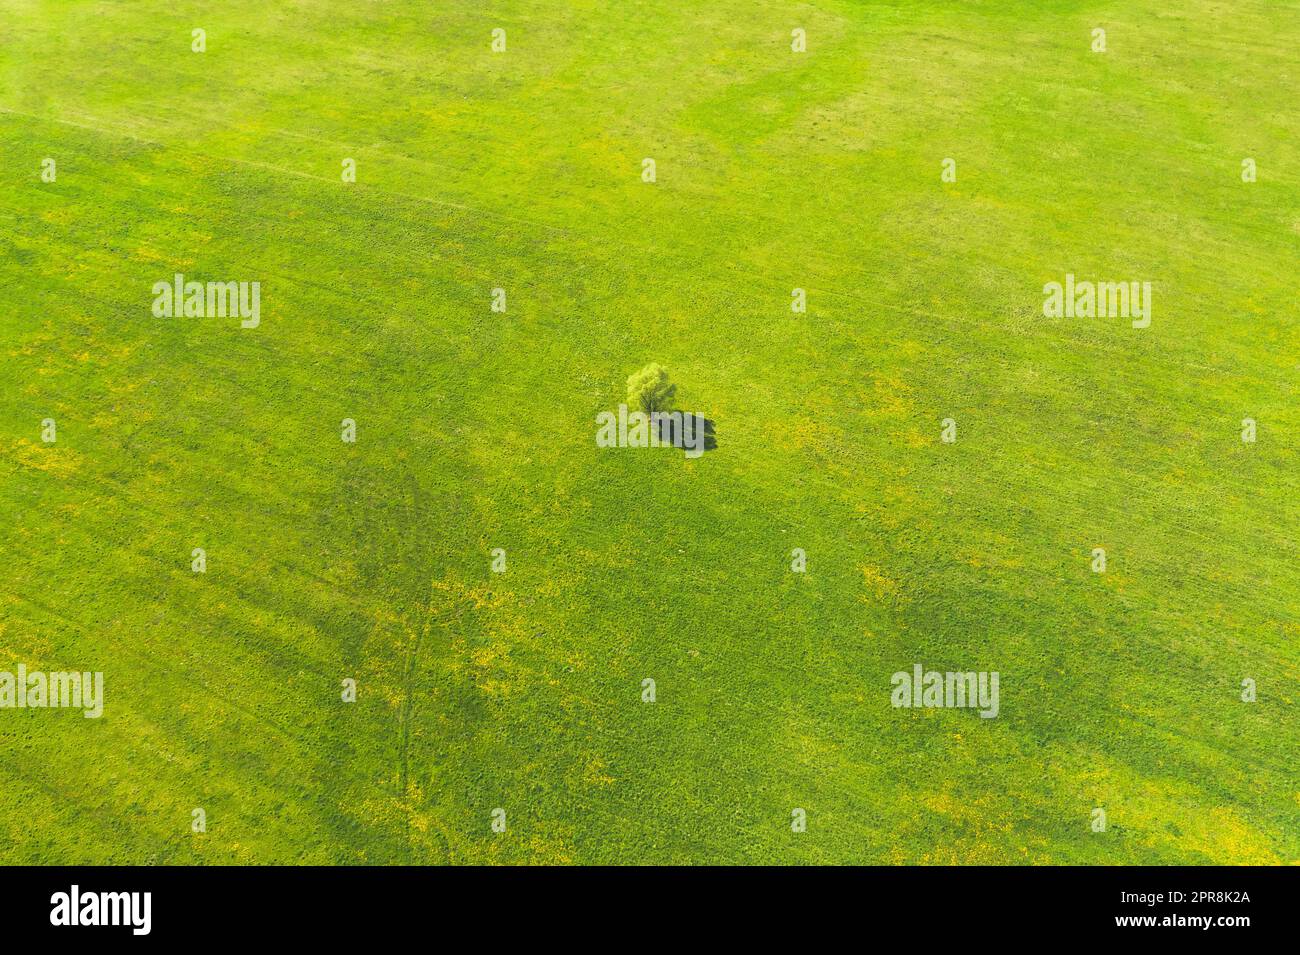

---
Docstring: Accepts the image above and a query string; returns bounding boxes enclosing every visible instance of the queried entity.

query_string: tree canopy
[626,363,676,416]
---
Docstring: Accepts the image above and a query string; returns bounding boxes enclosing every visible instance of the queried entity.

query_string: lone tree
[626,363,676,416]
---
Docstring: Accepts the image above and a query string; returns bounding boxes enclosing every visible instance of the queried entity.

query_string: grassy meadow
[0,0,1297,864]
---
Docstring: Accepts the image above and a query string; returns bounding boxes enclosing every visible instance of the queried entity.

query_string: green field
[1,1,1296,865]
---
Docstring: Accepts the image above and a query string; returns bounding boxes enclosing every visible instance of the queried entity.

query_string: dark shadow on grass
[653,412,717,455]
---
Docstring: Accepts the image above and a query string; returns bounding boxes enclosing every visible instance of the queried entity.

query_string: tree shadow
[653,413,717,455]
